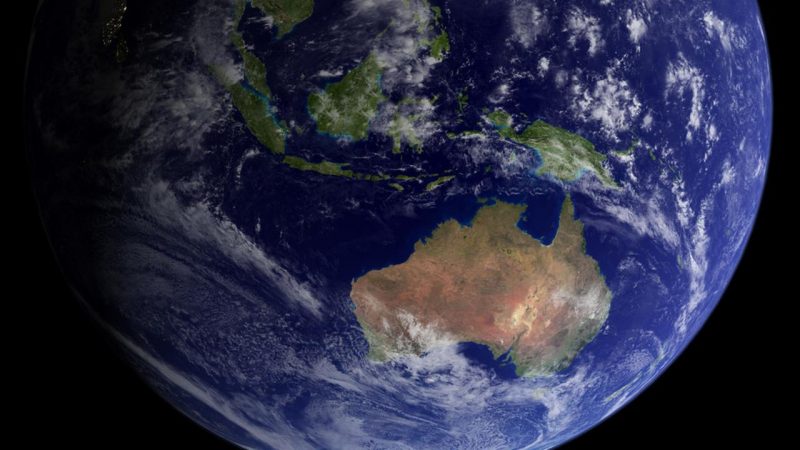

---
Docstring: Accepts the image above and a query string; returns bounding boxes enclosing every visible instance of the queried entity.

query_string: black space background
[8,2,792,448]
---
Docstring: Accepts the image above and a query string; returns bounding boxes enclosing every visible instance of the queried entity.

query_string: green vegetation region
[611,140,640,157]
[252,0,314,37]
[487,109,512,129]
[281,156,451,193]
[489,111,616,187]
[425,175,455,191]
[217,2,286,154]
[457,90,469,113]
[429,32,450,60]
[387,97,435,153]
[231,33,271,97]
[378,1,449,149]
[228,83,286,154]
[447,130,483,139]
[430,5,443,22]
[308,53,386,141]
[282,156,388,181]
[389,113,424,153]
[224,1,457,178]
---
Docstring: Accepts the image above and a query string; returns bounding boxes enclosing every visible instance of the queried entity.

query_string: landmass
[430,4,443,22]
[457,90,469,114]
[283,156,388,181]
[382,3,449,149]
[389,112,423,153]
[231,33,271,97]
[388,97,436,153]
[217,3,288,154]
[487,109,513,129]
[252,0,314,38]
[101,0,128,62]
[428,31,450,61]
[611,140,640,157]
[425,175,454,191]
[351,196,612,376]
[488,110,617,187]
[222,0,460,179]
[227,83,287,154]
[282,155,453,192]
[223,2,613,192]
[308,53,386,141]
[307,1,449,148]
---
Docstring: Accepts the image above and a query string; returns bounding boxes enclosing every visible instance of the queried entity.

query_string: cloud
[665,55,705,141]
[703,11,735,52]
[107,324,316,449]
[145,179,324,317]
[565,8,604,56]
[626,10,647,45]
[350,0,440,90]
[589,191,681,249]
[538,57,550,77]
[510,1,548,48]
[570,63,642,141]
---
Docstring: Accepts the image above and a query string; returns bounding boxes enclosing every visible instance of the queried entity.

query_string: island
[429,31,450,61]
[221,2,615,195]
[388,97,436,153]
[350,196,612,376]
[101,0,129,62]
[308,1,449,147]
[308,53,386,141]
[488,110,617,187]
[282,156,388,181]
[231,33,271,97]
[252,0,314,38]
[217,1,288,154]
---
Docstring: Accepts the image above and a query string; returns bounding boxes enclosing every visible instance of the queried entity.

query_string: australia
[350,196,612,377]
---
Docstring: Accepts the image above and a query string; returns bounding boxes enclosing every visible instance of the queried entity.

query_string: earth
[25,0,771,448]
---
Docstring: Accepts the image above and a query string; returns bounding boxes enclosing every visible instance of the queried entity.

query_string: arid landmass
[351,197,612,376]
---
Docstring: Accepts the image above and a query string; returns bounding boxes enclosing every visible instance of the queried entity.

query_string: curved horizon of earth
[26,0,771,448]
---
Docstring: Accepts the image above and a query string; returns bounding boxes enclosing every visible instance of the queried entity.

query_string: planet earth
[25,0,771,448]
